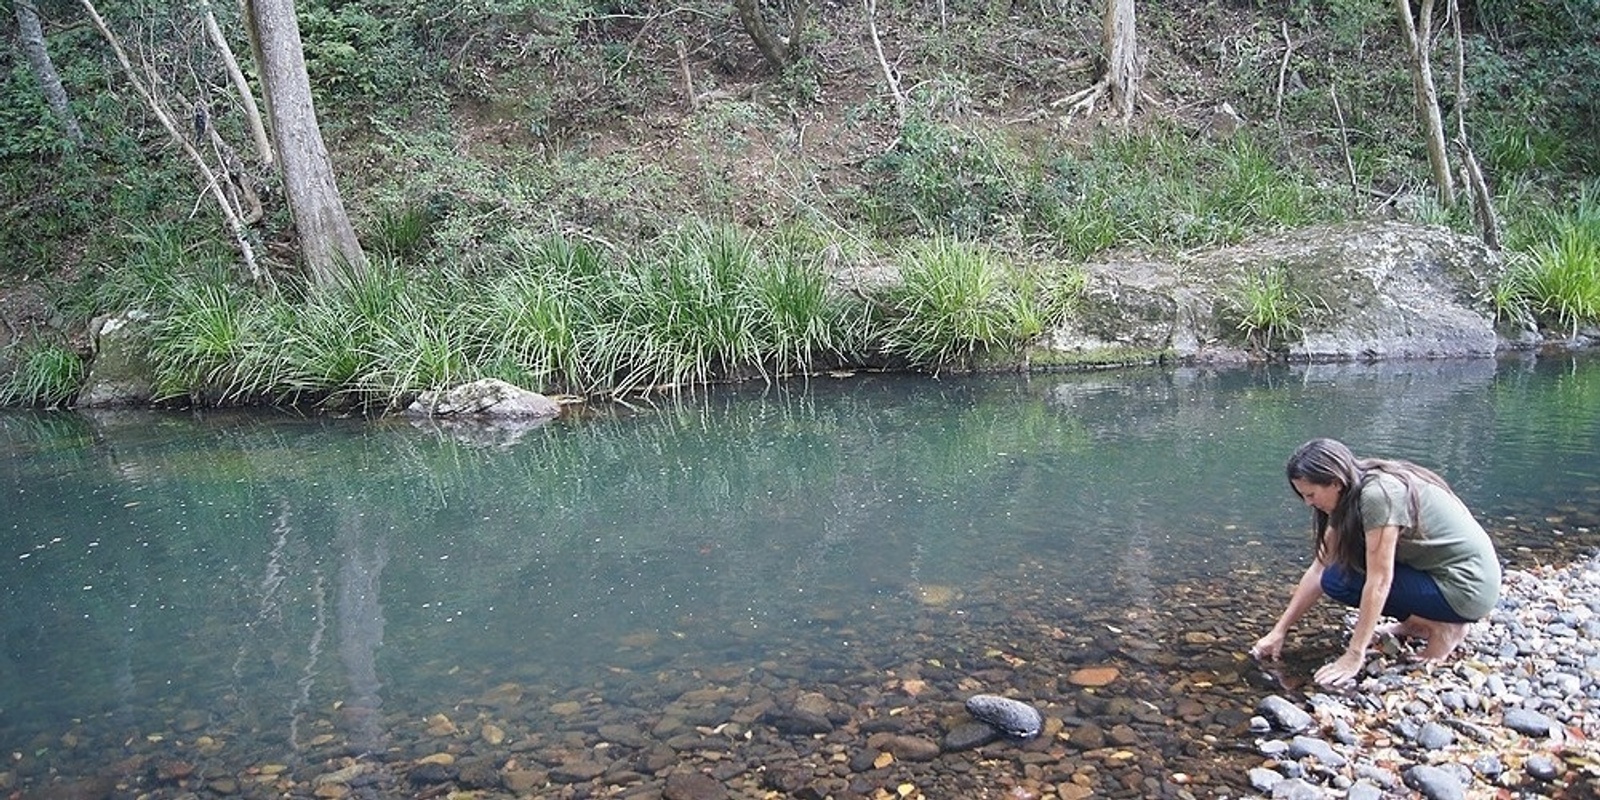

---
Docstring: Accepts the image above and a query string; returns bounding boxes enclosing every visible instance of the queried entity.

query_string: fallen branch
[676,39,698,112]
[1330,84,1358,203]
[1275,21,1294,124]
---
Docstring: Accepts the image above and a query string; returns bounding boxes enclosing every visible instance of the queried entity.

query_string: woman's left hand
[1314,650,1366,686]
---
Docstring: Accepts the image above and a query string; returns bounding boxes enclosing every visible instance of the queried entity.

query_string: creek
[2,355,1596,797]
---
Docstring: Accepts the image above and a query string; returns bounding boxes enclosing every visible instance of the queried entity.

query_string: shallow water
[2,354,1597,790]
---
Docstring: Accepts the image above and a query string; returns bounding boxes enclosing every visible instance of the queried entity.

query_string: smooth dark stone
[1402,764,1466,800]
[1257,695,1315,734]
[1524,755,1561,781]
[1287,735,1347,768]
[407,762,457,786]
[964,694,1042,739]
[1415,721,1454,750]
[1502,708,1555,737]
[760,708,833,736]
[942,722,1001,752]
[662,771,728,800]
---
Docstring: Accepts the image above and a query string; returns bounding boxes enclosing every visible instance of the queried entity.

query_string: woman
[1251,438,1501,686]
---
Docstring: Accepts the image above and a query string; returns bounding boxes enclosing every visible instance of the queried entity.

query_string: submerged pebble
[963,694,1044,740]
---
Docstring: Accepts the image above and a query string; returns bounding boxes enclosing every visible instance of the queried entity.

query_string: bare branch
[79,0,263,283]
[863,0,905,121]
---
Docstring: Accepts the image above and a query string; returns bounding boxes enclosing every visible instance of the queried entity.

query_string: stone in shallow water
[942,722,1001,752]
[663,771,728,800]
[1256,695,1314,734]
[964,694,1042,739]
[1067,666,1118,687]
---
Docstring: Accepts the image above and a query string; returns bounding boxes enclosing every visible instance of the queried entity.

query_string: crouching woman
[1251,438,1502,686]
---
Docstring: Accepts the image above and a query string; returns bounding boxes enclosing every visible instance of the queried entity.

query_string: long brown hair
[1284,438,1453,570]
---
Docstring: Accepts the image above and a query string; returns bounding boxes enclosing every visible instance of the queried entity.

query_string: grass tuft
[1230,265,1316,353]
[0,342,85,408]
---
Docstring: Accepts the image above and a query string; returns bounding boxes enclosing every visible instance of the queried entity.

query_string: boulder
[1045,221,1507,364]
[406,378,560,419]
[77,311,157,407]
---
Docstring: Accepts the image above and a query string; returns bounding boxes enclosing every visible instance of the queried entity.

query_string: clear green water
[1,356,1597,769]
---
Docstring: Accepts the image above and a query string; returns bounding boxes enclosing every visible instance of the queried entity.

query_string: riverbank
[1245,550,1600,799]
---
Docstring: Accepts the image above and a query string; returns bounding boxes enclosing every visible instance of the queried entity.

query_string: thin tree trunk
[1394,0,1454,207]
[78,0,262,282]
[244,0,366,285]
[14,0,84,147]
[864,0,904,121]
[1449,0,1497,248]
[1103,0,1137,120]
[200,0,273,169]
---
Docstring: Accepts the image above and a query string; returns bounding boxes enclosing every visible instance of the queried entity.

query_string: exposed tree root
[1053,77,1108,126]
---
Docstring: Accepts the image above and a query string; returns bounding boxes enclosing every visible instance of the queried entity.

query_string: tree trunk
[1448,0,1497,248]
[1103,0,1137,120]
[1394,0,1454,207]
[244,0,366,285]
[14,0,84,147]
[734,0,806,73]
[201,0,273,169]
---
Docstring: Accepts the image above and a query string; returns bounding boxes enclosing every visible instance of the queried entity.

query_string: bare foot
[1414,621,1470,662]
[1377,618,1430,640]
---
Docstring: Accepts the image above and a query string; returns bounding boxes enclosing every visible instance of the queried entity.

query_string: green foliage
[297,3,436,105]
[149,281,253,401]
[605,224,770,391]
[474,235,602,391]
[0,342,85,408]
[1035,127,1343,258]
[358,275,478,406]
[861,96,1029,238]
[1464,0,1600,175]
[368,196,448,261]
[1519,226,1600,338]
[871,238,1064,370]
[1491,183,1600,337]
[1229,265,1318,353]
[750,225,857,375]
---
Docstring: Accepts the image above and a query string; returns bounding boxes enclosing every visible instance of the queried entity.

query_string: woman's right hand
[1251,631,1285,661]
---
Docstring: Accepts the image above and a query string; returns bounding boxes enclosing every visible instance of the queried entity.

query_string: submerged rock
[964,694,1042,740]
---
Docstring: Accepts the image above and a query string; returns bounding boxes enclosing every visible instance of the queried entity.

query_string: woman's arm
[1251,558,1327,660]
[1313,524,1400,685]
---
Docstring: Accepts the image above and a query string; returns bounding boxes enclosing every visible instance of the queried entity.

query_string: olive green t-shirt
[1359,471,1501,619]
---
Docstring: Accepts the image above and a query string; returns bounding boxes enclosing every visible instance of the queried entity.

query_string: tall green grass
[1229,265,1318,353]
[1497,183,1600,338]
[0,342,84,408]
[870,238,1076,371]
[45,225,1094,409]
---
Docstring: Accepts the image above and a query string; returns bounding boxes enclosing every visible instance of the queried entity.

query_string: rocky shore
[1246,551,1600,799]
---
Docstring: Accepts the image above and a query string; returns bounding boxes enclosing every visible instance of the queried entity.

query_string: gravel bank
[1246,551,1600,799]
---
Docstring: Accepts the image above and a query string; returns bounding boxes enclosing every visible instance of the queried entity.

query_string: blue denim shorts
[1320,562,1472,624]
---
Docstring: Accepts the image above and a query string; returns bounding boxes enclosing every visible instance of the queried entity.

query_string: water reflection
[0,355,1596,789]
